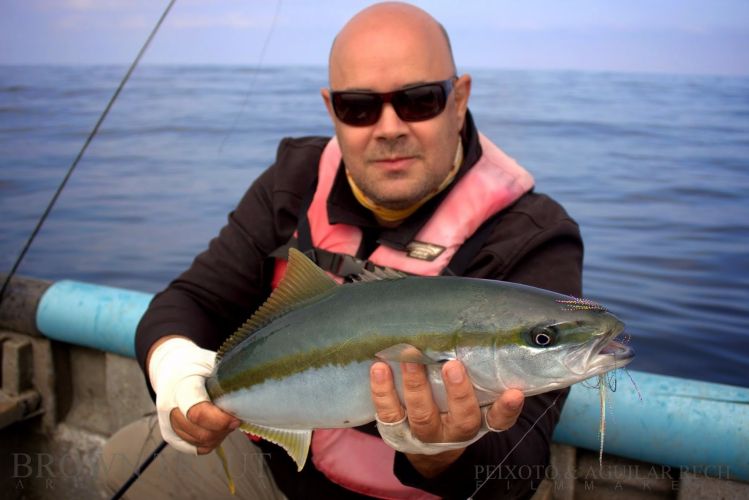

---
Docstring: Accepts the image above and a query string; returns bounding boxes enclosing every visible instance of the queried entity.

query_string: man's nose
[373,102,408,138]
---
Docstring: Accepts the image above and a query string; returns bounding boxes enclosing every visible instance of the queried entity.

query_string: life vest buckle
[329,253,367,279]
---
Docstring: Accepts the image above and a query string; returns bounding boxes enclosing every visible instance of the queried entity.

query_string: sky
[1,0,748,76]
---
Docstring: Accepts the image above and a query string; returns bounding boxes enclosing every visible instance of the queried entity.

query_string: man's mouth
[371,156,416,170]
[373,155,414,162]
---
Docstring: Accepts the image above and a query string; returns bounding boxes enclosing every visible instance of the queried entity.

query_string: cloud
[169,13,268,30]
[53,12,151,32]
[35,0,279,33]
[62,0,147,11]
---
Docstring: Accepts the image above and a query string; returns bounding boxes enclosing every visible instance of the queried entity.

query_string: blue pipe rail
[554,372,748,482]
[36,279,152,358]
[34,279,749,481]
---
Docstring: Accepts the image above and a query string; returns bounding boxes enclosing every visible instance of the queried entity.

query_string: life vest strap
[271,237,405,281]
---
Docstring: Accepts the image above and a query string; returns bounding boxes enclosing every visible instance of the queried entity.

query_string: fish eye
[531,326,556,347]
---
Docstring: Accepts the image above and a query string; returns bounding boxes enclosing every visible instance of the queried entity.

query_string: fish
[206,248,634,471]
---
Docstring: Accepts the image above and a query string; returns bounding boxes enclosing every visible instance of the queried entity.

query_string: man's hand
[147,336,240,454]
[169,402,240,455]
[370,359,524,477]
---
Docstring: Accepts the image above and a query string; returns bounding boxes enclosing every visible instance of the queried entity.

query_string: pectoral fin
[375,343,442,364]
[239,422,312,471]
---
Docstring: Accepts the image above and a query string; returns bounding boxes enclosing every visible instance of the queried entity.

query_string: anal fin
[240,422,312,471]
[215,444,235,495]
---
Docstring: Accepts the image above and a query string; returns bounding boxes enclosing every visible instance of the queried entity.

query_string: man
[103,2,582,499]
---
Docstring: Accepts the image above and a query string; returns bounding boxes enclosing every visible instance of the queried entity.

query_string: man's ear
[320,88,337,124]
[453,74,472,130]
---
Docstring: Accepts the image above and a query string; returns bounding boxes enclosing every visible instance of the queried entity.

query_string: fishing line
[218,0,283,153]
[468,391,563,500]
[0,0,178,307]
[624,368,643,401]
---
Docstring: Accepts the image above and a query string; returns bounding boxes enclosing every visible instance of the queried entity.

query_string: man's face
[322,18,471,211]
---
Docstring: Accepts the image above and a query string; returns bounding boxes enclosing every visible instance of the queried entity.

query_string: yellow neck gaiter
[346,141,464,225]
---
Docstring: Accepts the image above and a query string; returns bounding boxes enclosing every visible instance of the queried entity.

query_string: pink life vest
[273,134,533,499]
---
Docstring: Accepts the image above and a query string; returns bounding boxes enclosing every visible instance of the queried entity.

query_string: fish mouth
[574,321,634,375]
[587,325,635,373]
[594,340,635,368]
[599,339,635,361]
[581,343,634,377]
[598,319,634,362]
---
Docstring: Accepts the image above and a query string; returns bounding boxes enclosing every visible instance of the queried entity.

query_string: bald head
[320,2,472,212]
[328,2,456,88]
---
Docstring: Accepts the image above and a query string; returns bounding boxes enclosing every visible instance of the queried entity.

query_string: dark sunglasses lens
[332,93,381,126]
[394,84,447,121]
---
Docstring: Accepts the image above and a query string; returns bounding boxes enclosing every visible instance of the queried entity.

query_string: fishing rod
[1,0,286,495]
[0,0,178,307]
[1,0,176,497]
[110,440,168,500]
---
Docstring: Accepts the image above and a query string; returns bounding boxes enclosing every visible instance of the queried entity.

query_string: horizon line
[1,62,747,79]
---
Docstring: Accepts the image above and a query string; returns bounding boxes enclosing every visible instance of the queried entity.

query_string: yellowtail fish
[207,248,634,471]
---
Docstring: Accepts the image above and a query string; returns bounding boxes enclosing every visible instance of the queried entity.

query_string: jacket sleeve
[393,192,584,500]
[134,137,322,397]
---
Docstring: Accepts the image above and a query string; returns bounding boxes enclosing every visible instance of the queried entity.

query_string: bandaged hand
[148,337,239,454]
[376,406,497,455]
[370,359,524,477]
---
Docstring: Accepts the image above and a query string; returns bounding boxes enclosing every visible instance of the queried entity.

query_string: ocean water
[1,65,747,388]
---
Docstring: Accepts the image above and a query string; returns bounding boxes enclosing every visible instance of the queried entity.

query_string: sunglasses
[330,78,455,127]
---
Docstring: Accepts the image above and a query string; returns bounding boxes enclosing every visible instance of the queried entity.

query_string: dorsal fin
[216,248,337,361]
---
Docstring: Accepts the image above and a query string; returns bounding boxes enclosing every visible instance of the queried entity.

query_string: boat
[1,274,747,499]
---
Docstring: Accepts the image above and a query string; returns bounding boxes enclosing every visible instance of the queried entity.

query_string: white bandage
[148,337,217,454]
[375,412,492,455]
[482,406,506,433]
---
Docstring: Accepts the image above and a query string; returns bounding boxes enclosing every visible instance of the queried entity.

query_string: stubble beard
[356,141,436,210]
